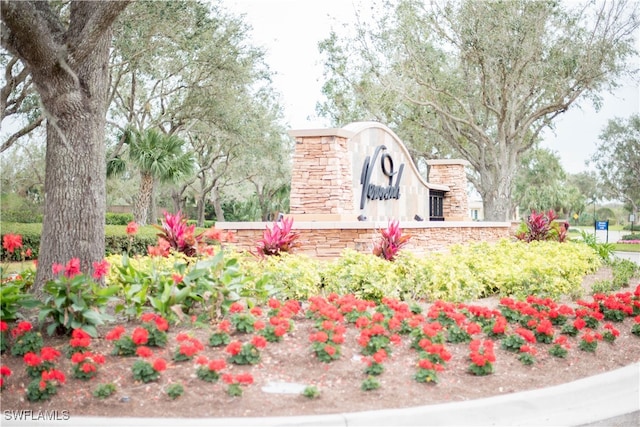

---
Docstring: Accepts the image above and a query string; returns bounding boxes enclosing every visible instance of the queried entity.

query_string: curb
[5,363,639,427]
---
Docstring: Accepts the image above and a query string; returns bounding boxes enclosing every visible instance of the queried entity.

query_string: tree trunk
[147,180,157,225]
[211,188,225,222]
[33,39,113,290]
[134,172,154,225]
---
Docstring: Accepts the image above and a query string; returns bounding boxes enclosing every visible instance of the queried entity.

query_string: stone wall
[426,159,470,221]
[216,221,512,258]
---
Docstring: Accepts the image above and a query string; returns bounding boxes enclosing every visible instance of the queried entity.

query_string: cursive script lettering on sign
[359,145,404,210]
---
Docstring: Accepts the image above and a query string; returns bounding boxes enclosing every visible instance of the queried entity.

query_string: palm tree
[110,129,194,225]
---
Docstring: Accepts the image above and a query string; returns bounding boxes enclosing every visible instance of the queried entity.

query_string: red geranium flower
[2,233,22,253]
[106,325,126,341]
[136,346,153,358]
[251,335,267,349]
[152,358,167,372]
[132,327,149,345]
[225,341,243,356]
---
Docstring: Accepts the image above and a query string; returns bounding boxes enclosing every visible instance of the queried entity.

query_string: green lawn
[614,243,640,253]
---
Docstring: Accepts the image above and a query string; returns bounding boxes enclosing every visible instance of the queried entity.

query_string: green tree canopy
[318,0,639,221]
[591,114,640,214]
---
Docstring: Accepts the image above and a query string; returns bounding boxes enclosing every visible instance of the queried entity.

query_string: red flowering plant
[578,330,602,353]
[632,315,640,337]
[335,294,374,324]
[594,293,633,323]
[172,333,204,362]
[39,258,118,337]
[64,328,92,357]
[260,314,292,343]
[372,219,411,261]
[25,369,65,402]
[131,347,167,383]
[208,319,232,347]
[107,323,158,357]
[561,316,587,337]
[357,314,395,357]
[362,348,388,376]
[533,319,555,344]
[518,344,537,365]
[139,312,169,347]
[225,335,267,365]
[0,321,8,353]
[414,357,445,384]
[71,351,105,380]
[23,346,61,379]
[0,365,11,390]
[222,372,253,397]
[255,216,300,257]
[306,298,347,363]
[413,340,452,384]
[10,321,43,357]
[195,356,226,383]
[549,335,571,358]
[409,320,445,350]
[468,339,496,376]
[228,302,258,334]
[602,323,620,343]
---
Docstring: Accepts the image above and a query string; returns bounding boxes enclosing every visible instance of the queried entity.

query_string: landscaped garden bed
[1,212,639,419]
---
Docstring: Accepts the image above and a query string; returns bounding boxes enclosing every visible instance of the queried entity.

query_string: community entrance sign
[288,121,470,222]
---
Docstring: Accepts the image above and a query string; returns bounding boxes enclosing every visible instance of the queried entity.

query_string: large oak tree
[319,0,638,221]
[1,0,131,290]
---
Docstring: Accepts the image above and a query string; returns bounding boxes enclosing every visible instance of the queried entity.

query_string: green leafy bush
[241,252,322,301]
[105,213,134,225]
[39,261,119,336]
[321,249,408,302]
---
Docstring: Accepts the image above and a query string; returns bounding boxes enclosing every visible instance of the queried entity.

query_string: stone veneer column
[288,129,354,216]
[426,159,470,220]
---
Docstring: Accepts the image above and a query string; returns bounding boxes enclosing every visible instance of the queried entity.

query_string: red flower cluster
[11,321,33,338]
[141,313,169,332]
[0,365,11,389]
[469,339,496,367]
[222,372,253,386]
[176,333,204,359]
[132,327,149,345]
[70,329,91,349]
[2,233,22,253]
[105,325,126,341]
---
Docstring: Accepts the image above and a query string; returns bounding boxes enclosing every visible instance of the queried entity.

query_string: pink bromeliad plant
[373,219,411,261]
[515,209,569,243]
[255,216,300,257]
[154,211,201,257]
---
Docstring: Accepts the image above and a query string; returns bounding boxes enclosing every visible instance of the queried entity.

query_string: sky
[224,0,640,175]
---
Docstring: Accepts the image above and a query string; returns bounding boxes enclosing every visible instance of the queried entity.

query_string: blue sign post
[595,220,609,243]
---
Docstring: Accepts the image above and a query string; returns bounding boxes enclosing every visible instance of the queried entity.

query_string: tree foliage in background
[318,0,639,221]
[513,147,585,219]
[107,0,290,226]
[591,114,640,215]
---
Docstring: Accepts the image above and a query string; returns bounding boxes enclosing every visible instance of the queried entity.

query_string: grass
[614,243,640,253]
[1,261,36,274]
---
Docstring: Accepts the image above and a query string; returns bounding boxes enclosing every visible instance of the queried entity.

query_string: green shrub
[0,210,43,223]
[620,233,640,241]
[105,212,134,225]
[321,249,408,302]
[0,223,41,261]
[241,252,322,301]
[611,258,639,289]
